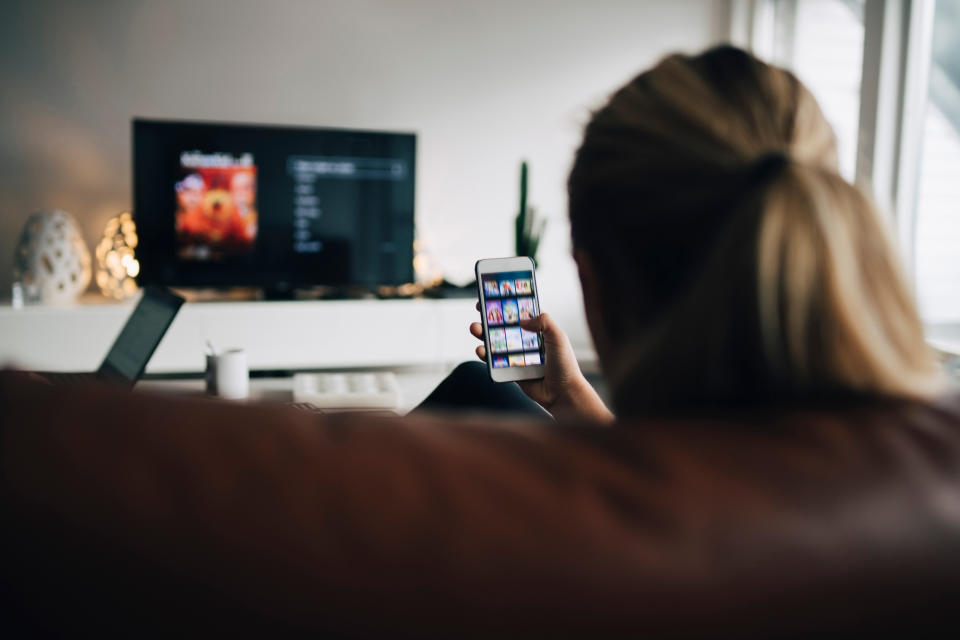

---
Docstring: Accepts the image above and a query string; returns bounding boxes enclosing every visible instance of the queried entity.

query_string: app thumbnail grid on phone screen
[481,270,543,369]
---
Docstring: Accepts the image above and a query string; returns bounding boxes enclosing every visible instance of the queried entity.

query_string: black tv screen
[133,119,415,290]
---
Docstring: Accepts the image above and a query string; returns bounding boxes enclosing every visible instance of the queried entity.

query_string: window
[752,0,866,180]
[784,0,866,180]
[914,0,960,322]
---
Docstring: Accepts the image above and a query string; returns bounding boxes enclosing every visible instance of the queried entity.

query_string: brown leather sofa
[2,371,960,637]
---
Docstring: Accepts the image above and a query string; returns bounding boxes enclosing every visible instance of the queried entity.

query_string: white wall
[0,0,728,352]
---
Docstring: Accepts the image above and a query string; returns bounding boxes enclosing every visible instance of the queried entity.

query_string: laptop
[38,286,185,388]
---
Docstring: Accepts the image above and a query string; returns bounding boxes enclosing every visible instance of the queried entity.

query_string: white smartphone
[475,256,546,383]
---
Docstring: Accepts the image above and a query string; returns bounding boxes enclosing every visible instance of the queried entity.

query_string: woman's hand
[470,303,613,423]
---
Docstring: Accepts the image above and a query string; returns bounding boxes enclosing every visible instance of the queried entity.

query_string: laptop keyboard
[38,372,98,385]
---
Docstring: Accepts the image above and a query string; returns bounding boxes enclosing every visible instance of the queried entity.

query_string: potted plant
[514,161,547,264]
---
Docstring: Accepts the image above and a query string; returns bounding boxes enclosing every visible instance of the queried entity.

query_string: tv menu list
[287,155,408,255]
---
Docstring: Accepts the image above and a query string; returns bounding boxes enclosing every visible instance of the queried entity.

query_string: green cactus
[514,160,546,263]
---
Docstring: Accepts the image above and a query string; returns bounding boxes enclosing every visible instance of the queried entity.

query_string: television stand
[0,296,483,373]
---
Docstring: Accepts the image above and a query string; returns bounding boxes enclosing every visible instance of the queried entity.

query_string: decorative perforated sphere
[13,210,92,305]
[95,212,140,299]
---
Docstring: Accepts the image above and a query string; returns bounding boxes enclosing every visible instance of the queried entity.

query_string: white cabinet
[0,296,480,374]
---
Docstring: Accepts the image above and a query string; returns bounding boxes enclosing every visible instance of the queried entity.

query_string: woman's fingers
[519,312,555,336]
[471,303,486,360]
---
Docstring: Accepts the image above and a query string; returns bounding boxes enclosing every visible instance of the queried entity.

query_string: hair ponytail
[756,162,941,399]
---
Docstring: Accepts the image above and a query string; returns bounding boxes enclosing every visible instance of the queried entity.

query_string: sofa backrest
[2,372,960,636]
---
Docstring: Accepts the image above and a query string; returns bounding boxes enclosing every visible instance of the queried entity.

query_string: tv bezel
[132,117,417,292]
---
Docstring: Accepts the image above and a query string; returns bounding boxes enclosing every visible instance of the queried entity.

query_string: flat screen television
[133,119,415,293]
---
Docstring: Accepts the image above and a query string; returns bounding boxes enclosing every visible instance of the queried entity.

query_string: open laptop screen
[97,287,184,384]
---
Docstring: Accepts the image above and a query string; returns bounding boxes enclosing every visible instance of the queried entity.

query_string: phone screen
[480,270,544,369]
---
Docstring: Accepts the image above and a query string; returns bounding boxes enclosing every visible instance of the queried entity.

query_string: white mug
[212,348,249,400]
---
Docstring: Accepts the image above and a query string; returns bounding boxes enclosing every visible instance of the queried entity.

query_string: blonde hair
[568,46,943,412]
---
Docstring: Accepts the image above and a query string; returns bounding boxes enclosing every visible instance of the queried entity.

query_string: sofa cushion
[2,371,960,636]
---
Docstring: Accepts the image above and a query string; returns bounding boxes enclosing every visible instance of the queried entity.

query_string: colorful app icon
[518,297,535,320]
[502,299,519,324]
[486,300,504,325]
[515,279,532,294]
[521,328,539,349]
[505,327,523,351]
[483,280,500,297]
[508,354,526,366]
[492,356,509,368]
[499,279,516,295]
[489,328,507,353]
[524,351,541,365]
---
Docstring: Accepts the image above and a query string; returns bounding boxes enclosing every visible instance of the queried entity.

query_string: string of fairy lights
[95,212,140,299]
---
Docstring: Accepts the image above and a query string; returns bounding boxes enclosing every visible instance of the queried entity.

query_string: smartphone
[475,256,545,382]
